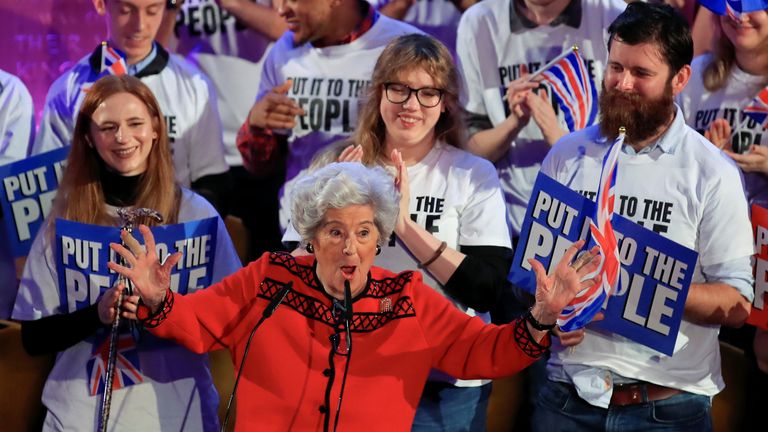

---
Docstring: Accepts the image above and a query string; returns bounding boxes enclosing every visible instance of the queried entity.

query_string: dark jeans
[532,380,712,432]
[411,382,492,431]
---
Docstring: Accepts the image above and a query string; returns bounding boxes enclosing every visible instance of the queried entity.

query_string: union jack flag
[745,86,768,129]
[539,47,599,132]
[87,332,143,396]
[557,129,625,332]
[100,43,128,76]
[82,42,127,92]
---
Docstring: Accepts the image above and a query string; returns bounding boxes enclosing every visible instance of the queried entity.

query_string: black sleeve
[20,304,105,356]
[465,111,494,138]
[191,170,233,217]
[442,245,513,313]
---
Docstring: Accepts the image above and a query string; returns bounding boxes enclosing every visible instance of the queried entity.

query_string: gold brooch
[380,297,392,313]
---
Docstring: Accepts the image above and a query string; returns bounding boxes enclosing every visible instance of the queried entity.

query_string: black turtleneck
[99,161,142,207]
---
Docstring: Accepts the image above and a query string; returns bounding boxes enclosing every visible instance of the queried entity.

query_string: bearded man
[535,3,755,431]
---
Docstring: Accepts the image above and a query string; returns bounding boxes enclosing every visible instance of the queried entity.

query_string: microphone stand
[99,208,162,432]
[221,282,293,432]
[332,281,354,432]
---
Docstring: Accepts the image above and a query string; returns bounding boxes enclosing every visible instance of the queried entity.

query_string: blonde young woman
[678,0,768,205]
[12,75,240,431]
[354,33,514,430]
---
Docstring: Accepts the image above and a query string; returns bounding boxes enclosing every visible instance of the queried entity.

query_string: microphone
[343,280,353,323]
[221,282,293,432]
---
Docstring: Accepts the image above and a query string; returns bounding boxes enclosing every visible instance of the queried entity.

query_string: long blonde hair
[52,75,180,227]
[703,19,768,91]
[353,34,466,165]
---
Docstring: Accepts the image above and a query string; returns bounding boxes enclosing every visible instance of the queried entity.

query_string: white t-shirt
[258,14,420,184]
[12,189,242,432]
[367,0,462,55]
[31,45,229,188]
[541,107,754,397]
[0,68,34,165]
[678,53,768,207]
[283,143,512,387]
[172,0,276,167]
[0,68,34,318]
[456,0,626,235]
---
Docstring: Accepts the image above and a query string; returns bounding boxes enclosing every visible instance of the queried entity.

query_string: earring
[306,243,314,254]
[376,244,381,255]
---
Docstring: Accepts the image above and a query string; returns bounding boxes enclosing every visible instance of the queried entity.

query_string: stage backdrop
[0,0,106,125]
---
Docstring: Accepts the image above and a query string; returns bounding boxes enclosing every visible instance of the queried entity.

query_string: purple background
[0,0,107,124]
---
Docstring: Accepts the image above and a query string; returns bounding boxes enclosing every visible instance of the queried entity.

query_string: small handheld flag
[744,86,768,129]
[100,42,128,77]
[533,46,599,132]
[557,127,625,332]
[83,42,127,92]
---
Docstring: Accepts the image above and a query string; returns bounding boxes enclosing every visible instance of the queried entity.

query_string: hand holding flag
[557,127,625,332]
[531,46,599,133]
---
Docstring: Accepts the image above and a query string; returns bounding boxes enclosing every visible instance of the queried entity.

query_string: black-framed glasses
[384,82,444,108]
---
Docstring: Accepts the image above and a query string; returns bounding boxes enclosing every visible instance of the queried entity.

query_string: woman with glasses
[353,33,514,430]
[109,160,600,431]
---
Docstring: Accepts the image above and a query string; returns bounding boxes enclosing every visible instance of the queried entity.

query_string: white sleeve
[12,224,61,320]
[187,73,229,182]
[178,189,242,281]
[255,37,285,102]
[31,86,74,155]
[0,73,34,164]
[697,157,754,267]
[456,8,496,116]
[458,161,512,248]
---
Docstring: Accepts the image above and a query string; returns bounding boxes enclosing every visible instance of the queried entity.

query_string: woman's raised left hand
[528,240,601,326]
[390,149,411,234]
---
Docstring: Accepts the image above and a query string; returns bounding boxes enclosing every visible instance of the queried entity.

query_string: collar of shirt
[617,104,685,156]
[88,42,169,79]
[309,0,379,48]
[127,43,158,76]
[509,0,582,33]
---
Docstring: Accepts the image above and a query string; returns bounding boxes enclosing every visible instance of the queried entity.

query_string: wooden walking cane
[98,208,162,432]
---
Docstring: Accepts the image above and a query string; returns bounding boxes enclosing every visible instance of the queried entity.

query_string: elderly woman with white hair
[108,162,599,431]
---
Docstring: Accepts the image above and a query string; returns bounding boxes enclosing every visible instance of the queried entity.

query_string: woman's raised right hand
[108,225,182,313]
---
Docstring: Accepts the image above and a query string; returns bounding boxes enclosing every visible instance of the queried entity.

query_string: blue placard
[55,217,219,314]
[509,173,698,355]
[0,147,69,257]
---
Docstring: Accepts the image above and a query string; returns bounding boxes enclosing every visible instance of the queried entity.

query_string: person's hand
[247,80,305,130]
[704,118,732,150]
[97,284,140,324]
[725,145,768,174]
[337,144,363,163]
[390,149,410,234]
[551,312,604,347]
[504,73,538,125]
[524,89,566,146]
[108,225,182,313]
[528,240,601,326]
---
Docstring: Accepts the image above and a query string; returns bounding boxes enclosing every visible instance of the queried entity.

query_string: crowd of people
[0,0,767,431]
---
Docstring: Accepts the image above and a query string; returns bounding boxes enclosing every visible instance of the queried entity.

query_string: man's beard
[599,81,675,144]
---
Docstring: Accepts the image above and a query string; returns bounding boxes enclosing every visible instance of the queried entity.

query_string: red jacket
[147,252,546,431]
